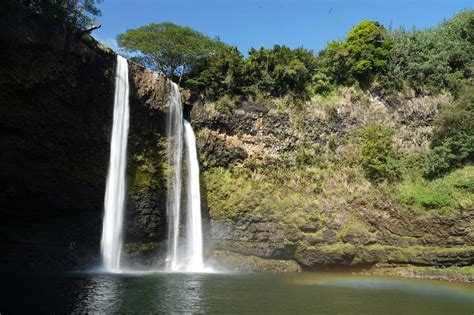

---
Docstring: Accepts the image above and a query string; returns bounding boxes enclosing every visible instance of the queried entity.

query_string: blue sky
[93,0,472,55]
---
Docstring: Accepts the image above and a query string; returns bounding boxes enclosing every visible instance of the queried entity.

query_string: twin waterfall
[100,55,205,273]
[166,82,205,272]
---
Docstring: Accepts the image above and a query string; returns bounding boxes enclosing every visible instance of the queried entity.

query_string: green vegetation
[204,166,325,225]
[397,165,474,212]
[118,22,222,82]
[369,265,474,282]
[316,21,393,90]
[425,86,474,178]
[185,44,316,100]
[387,11,474,95]
[243,45,316,98]
[118,10,473,102]
[357,123,400,182]
[15,0,102,31]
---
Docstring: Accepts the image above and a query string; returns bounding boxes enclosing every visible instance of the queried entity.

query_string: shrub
[424,85,474,178]
[17,0,102,31]
[358,123,400,182]
[387,11,474,95]
[314,21,392,90]
[397,183,454,209]
[397,165,473,211]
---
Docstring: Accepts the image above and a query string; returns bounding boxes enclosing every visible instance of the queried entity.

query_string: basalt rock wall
[0,4,169,270]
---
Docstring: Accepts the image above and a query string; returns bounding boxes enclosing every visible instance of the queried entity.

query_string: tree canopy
[388,10,474,95]
[17,0,102,31]
[117,22,222,81]
[116,11,473,102]
[314,21,392,90]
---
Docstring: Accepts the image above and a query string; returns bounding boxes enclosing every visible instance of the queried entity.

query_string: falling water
[184,120,204,271]
[165,82,206,272]
[165,82,184,271]
[100,55,130,272]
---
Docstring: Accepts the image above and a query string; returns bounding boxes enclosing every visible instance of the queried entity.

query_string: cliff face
[0,5,169,270]
[191,90,474,269]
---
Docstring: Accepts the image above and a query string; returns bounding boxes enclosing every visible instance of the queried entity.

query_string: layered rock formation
[191,92,474,270]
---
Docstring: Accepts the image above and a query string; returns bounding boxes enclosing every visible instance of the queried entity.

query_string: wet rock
[0,5,169,271]
[210,250,301,272]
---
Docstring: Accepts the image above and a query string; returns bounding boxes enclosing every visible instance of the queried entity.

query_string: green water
[1,272,473,314]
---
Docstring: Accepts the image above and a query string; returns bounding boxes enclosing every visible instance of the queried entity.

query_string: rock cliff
[191,91,473,270]
[0,4,169,270]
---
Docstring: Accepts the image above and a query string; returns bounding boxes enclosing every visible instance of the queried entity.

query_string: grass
[396,165,474,212]
[369,265,474,282]
[204,166,326,225]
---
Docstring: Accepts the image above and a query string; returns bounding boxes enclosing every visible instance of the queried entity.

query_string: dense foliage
[315,21,393,90]
[358,123,400,182]
[387,11,474,95]
[185,45,246,97]
[185,44,316,100]
[16,0,102,30]
[425,86,474,178]
[121,11,473,101]
[117,22,222,81]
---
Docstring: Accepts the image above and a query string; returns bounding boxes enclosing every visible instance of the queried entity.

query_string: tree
[358,123,400,182]
[313,41,349,94]
[314,21,392,91]
[17,0,102,31]
[184,44,245,98]
[424,85,474,178]
[117,22,221,82]
[243,45,316,98]
[344,21,393,87]
[388,10,474,95]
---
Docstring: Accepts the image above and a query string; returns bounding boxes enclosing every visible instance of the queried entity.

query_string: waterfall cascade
[100,55,130,272]
[184,120,204,271]
[166,82,206,272]
[165,82,184,271]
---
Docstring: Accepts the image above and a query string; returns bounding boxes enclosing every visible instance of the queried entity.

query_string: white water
[165,82,184,271]
[165,82,206,272]
[100,55,130,272]
[184,120,204,271]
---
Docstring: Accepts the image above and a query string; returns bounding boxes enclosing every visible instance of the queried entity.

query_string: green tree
[388,10,474,95]
[184,44,245,98]
[16,0,102,31]
[425,85,474,178]
[117,22,221,82]
[314,21,392,91]
[312,41,349,94]
[244,45,316,98]
[344,21,393,87]
[358,123,400,182]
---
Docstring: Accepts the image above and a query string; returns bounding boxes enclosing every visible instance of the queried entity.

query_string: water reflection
[3,272,472,314]
[153,273,208,313]
[73,274,124,313]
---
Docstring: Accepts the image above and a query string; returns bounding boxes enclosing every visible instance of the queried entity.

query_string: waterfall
[100,55,130,272]
[165,82,184,271]
[184,120,204,272]
[165,81,206,272]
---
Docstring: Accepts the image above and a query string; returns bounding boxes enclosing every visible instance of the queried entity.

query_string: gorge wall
[191,91,473,270]
[0,4,169,271]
